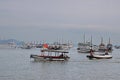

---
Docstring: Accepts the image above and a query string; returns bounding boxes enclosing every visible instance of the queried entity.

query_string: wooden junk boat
[86,49,112,59]
[30,49,70,61]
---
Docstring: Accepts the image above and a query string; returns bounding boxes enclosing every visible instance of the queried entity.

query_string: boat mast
[101,37,103,44]
[83,33,85,44]
[91,35,92,49]
[108,37,111,44]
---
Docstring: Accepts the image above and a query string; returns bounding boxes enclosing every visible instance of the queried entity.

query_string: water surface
[0,48,120,80]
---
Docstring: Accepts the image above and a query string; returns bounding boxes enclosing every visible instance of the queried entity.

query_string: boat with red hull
[30,49,70,61]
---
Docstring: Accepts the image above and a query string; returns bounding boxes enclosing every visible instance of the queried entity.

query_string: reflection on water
[0,48,120,80]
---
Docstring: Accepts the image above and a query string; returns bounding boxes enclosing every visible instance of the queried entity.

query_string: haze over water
[0,48,120,80]
[0,0,120,44]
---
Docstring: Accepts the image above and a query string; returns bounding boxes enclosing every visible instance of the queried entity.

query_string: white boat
[61,42,73,50]
[86,49,112,59]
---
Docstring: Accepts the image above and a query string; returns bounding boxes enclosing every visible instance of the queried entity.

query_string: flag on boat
[43,43,48,48]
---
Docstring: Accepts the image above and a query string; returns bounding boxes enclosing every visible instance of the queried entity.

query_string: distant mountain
[0,39,24,45]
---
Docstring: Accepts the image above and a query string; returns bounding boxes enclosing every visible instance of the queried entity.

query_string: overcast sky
[0,0,120,44]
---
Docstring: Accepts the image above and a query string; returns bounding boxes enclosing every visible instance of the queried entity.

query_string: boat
[0,43,16,49]
[49,42,73,50]
[77,42,91,53]
[20,43,33,49]
[77,34,91,53]
[114,45,120,49]
[98,37,106,52]
[106,38,113,52]
[30,49,70,61]
[86,49,112,59]
[35,43,43,48]
[86,36,112,59]
[30,44,70,61]
[77,35,98,53]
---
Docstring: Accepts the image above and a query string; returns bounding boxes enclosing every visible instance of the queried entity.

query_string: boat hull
[30,54,70,61]
[78,50,90,53]
[87,54,112,59]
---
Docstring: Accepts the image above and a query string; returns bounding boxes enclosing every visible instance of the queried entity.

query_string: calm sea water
[0,48,120,80]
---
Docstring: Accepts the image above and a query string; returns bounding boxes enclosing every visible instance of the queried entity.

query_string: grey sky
[0,0,120,44]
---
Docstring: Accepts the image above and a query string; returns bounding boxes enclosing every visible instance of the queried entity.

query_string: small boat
[114,45,120,49]
[21,43,33,49]
[86,49,112,59]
